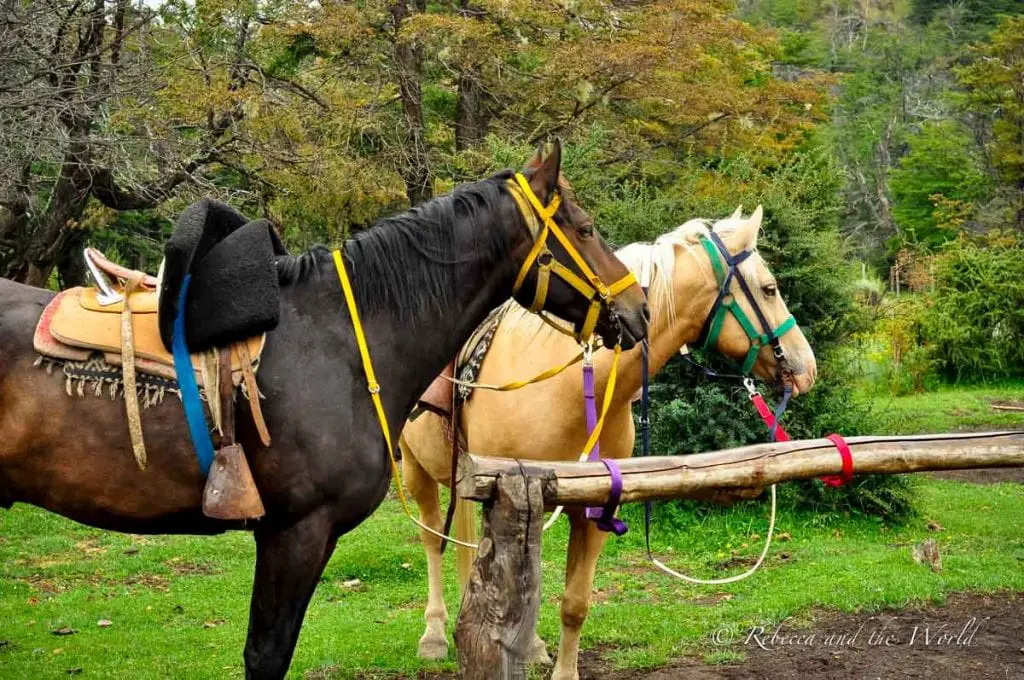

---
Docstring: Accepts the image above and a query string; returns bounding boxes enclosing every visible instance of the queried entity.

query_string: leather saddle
[416,362,455,419]
[35,285,264,385]
[33,248,268,521]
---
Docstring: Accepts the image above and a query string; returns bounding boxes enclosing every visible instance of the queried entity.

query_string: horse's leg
[552,510,609,680]
[244,506,337,680]
[402,436,450,660]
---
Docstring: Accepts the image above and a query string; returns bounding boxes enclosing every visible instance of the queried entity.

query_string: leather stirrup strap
[218,346,235,447]
[203,350,222,434]
[236,341,271,446]
[121,273,148,470]
[439,398,461,555]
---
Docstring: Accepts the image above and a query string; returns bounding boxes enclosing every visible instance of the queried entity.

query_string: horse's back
[0,279,52,382]
[403,308,633,468]
[0,278,52,335]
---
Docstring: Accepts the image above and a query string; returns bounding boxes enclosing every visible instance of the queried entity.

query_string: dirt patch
[929,467,1024,484]
[687,593,735,607]
[120,574,171,591]
[163,558,220,576]
[577,591,1024,679]
[74,538,107,556]
[384,592,1023,680]
[16,573,103,593]
[16,571,171,594]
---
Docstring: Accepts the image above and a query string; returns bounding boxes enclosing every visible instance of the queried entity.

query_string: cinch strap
[172,275,215,476]
[821,433,854,487]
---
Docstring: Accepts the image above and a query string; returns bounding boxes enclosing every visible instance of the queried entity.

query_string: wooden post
[454,471,546,680]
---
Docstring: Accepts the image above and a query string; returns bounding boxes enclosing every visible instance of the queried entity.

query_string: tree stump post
[454,470,546,680]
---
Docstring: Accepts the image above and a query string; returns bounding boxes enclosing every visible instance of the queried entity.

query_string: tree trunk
[454,2,490,152]
[56,230,90,288]
[872,116,899,236]
[391,0,432,206]
[5,137,93,287]
[456,67,489,151]
[1015,178,1024,232]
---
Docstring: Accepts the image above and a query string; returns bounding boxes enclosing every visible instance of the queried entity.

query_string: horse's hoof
[417,635,449,660]
[528,637,552,666]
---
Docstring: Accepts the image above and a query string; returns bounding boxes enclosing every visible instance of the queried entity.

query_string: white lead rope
[647,484,777,585]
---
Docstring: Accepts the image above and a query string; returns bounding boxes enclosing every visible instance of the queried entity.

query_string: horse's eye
[579,224,595,238]
[763,284,778,297]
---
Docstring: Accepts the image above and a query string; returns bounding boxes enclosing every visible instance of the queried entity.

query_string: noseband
[508,173,637,343]
[696,232,796,376]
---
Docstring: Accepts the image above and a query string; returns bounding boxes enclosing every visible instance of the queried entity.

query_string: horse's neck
[598,257,716,404]
[345,219,519,423]
[369,272,513,413]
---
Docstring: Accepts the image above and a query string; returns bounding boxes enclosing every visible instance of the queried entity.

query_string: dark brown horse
[0,144,648,678]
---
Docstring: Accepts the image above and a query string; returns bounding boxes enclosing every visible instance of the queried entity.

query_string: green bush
[920,235,1024,380]
[861,297,941,396]
[642,355,917,524]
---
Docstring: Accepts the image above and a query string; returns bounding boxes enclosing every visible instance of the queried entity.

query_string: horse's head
[510,140,648,350]
[694,206,817,396]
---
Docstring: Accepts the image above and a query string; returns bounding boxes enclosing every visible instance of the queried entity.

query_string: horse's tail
[454,495,478,593]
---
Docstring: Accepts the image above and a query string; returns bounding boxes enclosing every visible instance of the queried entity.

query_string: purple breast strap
[583,362,627,535]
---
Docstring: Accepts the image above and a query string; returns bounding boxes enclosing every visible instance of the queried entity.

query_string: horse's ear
[525,139,562,205]
[731,205,743,220]
[525,143,544,171]
[737,204,764,250]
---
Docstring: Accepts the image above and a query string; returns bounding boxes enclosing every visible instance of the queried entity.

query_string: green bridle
[697,232,797,376]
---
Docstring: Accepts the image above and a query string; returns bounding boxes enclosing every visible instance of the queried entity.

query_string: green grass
[866,380,1024,434]
[2,476,1023,679]
[1,381,1021,678]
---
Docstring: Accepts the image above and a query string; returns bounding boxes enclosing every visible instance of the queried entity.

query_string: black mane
[276,171,517,320]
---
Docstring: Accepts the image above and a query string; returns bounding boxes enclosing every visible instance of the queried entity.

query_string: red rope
[820,433,854,487]
[749,394,853,487]
[749,393,791,442]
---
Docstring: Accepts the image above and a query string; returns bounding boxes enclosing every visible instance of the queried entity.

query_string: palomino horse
[0,143,649,679]
[399,206,818,680]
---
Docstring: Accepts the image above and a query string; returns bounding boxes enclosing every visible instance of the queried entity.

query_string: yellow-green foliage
[919,234,1024,380]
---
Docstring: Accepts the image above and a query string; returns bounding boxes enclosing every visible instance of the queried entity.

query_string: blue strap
[769,384,793,442]
[639,288,655,558]
[172,275,215,476]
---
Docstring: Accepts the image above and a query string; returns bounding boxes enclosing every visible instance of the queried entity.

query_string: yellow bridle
[507,173,637,343]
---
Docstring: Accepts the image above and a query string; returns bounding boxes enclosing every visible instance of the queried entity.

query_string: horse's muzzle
[601,302,648,351]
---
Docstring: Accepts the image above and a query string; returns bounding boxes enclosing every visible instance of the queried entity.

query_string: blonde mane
[502,214,763,340]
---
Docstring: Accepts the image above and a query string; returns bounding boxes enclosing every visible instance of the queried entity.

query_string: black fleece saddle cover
[158,198,289,352]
